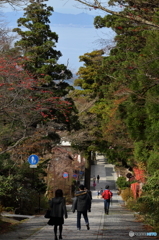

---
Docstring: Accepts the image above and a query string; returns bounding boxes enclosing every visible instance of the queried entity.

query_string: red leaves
[0,55,72,123]
[128,66,134,69]
[116,26,123,30]
[41,112,49,118]
[8,87,15,90]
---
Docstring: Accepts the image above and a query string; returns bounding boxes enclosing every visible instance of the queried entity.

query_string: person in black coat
[48,189,68,240]
[72,184,91,230]
[97,175,100,183]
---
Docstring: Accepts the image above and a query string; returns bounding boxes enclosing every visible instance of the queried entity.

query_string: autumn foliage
[0,55,72,119]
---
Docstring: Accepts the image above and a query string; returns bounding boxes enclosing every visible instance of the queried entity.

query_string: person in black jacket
[48,189,68,240]
[97,175,100,183]
[72,184,91,230]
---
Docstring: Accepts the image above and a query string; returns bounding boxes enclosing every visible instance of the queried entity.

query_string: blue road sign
[28,154,39,165]
[73,174,78,178]
[63,172,68,178]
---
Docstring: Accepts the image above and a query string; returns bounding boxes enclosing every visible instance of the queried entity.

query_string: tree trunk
[91,151,96,165]
[84,151,91,190]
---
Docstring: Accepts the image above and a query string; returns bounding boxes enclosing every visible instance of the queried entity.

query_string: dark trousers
[104,199,110,214]
[77,211,89,229]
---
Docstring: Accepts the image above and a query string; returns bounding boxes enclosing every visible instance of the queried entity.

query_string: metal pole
[129,178,130,198]
[32,168,35,188]
[54,162,55,196]
[39,193,40,213]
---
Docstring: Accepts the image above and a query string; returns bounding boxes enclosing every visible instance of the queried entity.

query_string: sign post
[63,172,68,192]
[126,172,133,198]
[28,154,39,189]
[28,154,39,168]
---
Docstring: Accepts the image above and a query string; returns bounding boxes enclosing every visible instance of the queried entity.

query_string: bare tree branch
[75,0,159,29]
[0,136,28,154]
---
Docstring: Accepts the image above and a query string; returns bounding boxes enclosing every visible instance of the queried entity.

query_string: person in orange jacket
[101,185,113,214]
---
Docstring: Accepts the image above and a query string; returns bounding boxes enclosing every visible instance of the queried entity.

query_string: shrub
[4,207,14,212]
[116,176,130,189]
[120,188,133,202]
[0,205,4,214]
[147,152,159,175]
[126,199,139,211]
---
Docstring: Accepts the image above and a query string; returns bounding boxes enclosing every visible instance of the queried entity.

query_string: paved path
[0,155,158,240]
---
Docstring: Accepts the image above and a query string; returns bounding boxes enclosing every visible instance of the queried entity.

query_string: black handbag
[44,209,51,218]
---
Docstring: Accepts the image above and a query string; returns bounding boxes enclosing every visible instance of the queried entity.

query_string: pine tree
[13,0,72,96]
[12,0,79,130]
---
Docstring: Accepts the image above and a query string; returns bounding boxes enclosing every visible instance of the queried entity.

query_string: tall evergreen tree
[13,0,72,96]
[13,0,78,130]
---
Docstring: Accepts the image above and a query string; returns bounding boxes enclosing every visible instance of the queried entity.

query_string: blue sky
[3,0,106,16]
[48,0,85,14]
[46,0,115,72]
[47,0,105,16]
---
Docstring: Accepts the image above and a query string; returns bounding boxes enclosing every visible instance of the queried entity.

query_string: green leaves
[116,176,130,189]
[0,175,14,198]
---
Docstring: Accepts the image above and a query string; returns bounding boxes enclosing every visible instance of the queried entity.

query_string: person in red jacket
[102,185,113,214]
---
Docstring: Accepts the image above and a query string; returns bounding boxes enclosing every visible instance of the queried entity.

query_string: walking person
[97,190,100,198]
[72,184,91,230]
[93,175,96,184]
[93,181,96,190]
[48,189,68,240]
[97,174,100,183]
[100,188,103,195]
[101,185,113,214]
